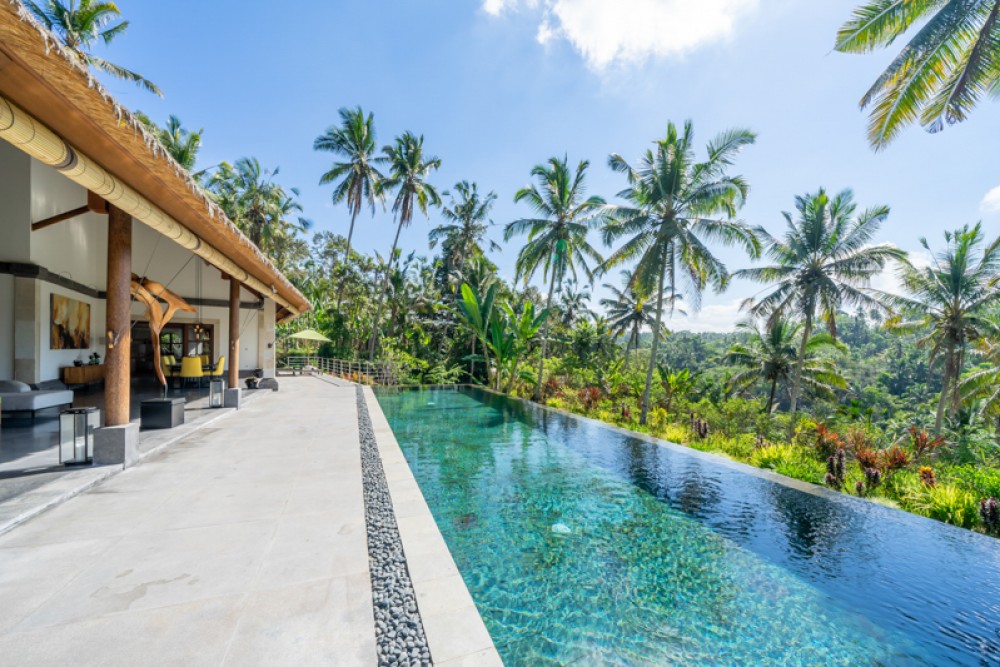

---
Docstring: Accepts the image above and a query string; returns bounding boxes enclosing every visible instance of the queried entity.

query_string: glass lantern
[59,407,99,464]
[209,378,225,408]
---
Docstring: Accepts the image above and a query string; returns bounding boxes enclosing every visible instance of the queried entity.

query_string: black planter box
[140,398,185,430]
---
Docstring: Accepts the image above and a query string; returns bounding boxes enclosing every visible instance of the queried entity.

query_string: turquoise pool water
[375,387,1000,666]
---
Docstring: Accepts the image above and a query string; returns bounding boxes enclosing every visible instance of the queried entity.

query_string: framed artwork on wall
[51,293,91,350]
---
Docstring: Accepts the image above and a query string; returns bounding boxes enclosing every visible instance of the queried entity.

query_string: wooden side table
[61,364,105,387]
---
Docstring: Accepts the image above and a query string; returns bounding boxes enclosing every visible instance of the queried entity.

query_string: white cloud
[483,0,758,70]
[668,299,746,333]
[870,249,929,298]
[666,254,925,334]
[981,185,1000,213]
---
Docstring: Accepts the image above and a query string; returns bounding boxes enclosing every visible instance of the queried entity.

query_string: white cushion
[0,390,74,411]
[0,380,30,393]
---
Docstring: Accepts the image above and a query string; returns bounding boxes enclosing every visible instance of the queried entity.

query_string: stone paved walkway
[0,377,376,665]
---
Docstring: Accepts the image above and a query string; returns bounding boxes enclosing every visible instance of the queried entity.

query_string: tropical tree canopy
[602,120,761,424]
[738,188,900,337]
[368,132,442,359]
[314,106,385,305]
[25,0,162,96]
[505,155,606,400]
[599,269,657,361]
[206,158,312,269]
[737,188,901,425]
[431,181,500,287]
[835,0,1000,149]
[134,113,202,171]
[725,317,847,414]
[882,223,1000,431]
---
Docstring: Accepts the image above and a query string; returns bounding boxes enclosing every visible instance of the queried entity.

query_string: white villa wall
[30,160,107,291]
[0,274,13,380]
[0,154,273,383]
[38,282,106,382]
[132,223,231,300]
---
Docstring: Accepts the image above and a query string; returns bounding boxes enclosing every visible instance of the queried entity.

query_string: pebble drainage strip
[356,387,432,666]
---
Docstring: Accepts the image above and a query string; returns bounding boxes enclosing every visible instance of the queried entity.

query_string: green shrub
[750,444,799,470]
[705,433,756,461]
[948,465,1000,500]
[653,423,689,444]
[775,459,825,485]
[910,484,979,529]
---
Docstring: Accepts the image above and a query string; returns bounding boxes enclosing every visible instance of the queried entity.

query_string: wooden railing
[278,356,407,386]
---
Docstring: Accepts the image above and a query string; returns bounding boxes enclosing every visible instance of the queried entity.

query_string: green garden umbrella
[288,329,331,362]
[289,329,331,342]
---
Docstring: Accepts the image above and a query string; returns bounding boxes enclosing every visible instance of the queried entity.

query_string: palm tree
[430,181,500,285]
[368,132,442,359]
[960,318,1000,427]
[737,188,901,428]
[725,317,847,414]
[603,121,761,425]
[25,0,161,96]
[882,224,1000,432]
[504,155,605,401]
[314,107,385,306]
[834,0,1000,149]
[557,278,591,327]
[206,158,311,261]
[600,269,658,365]
[135,113,202,171]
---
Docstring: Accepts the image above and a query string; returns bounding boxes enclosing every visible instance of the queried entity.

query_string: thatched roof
[0,0,310,317]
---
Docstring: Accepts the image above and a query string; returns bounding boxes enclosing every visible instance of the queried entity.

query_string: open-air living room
[0,0,306,486]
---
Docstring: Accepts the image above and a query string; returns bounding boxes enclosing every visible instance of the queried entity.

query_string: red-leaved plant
[577,387,602,412]
[908,426,946,459]
[813,423,843,458]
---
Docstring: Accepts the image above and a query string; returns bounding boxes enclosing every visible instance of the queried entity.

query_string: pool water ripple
[376,387,1000,666]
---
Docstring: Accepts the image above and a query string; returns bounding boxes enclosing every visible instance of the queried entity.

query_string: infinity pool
[375,387,1000,666]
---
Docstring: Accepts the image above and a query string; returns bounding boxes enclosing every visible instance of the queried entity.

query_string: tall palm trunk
[533,272,558,402]
[641,268,667,425]
[934,349,957,433]
[368,215,404,361]
[765,377,778,414]
[336,209,358,308]
[787,313,812,435]
[625,323,637,366]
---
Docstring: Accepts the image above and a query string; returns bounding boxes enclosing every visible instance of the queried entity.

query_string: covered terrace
[0,1,310,479]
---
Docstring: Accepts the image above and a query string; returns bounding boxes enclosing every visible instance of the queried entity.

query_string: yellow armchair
[210,356,225,378]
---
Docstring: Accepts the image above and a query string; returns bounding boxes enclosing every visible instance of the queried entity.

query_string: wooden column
[228,277,240,388]
[105,205,132,426]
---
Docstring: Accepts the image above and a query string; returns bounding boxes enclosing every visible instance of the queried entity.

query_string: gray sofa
[0,380,74,419]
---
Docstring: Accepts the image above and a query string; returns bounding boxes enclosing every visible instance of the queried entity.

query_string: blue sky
[91,0,1000,331]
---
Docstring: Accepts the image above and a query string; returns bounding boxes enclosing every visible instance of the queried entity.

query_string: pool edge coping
[361,385,504,667]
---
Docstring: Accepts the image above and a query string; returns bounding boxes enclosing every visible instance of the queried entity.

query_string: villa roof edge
[0,0,310,316]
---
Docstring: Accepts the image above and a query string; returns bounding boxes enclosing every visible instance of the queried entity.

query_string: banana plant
[493,302,550,394]
[656,363,701,414]
[455,282,498,387]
